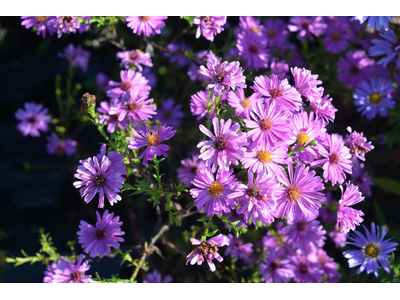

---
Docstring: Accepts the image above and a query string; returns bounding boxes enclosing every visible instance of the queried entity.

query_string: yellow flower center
[208,182,223,197]
[250,26,260,34]
[286,185,302,202]
[139,16,150,22]
[296,131,309,145]
[36,16,48,22]
[146,134,160,146]
[369,92,383,104]
[256,150,272,163]
[240,98,252,109]
[363,243,381,259]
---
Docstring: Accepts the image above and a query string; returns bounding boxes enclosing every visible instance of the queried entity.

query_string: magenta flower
[310,134,352,186]
[110,88,156,125]
[193,16,227,41]
[49,16,88,38]
[98,100,128,134]
[198,57,246,97]
[15,102,51,137]
[127,123,176,165]
[73,145,127,208]
[329,230,348,248]
[288,16,326,42]
[345,127,374,161]
[264,18,288,48]
[125,16,167,37]
[309,88,337,123]
[239,16,264,35]
[274,163,325,223]
[107,69,151,99]
[336,183,365,233]
[291,67,322,100]
[237,30,269,71]
[308,248,340,282]
[154,98,184,128]
[197,117,248,172]
[260,248,294,283]
[252,74,303,112]
[21,16,55,38]
[190,90,216,120]
[45,255,93,283]
[58,44,90,72]
[270,58,289,80]
[186,234,229,272]
[234,170,279,226]
[226,88,264,119]
[116,49,152,71]
[225,234,253,262]
[289,254,323,283]
[243,100,291,147]
[46,133,77,157]
[77,210,125,259]
[177,154,206,186]
[190,167,239,217]
[143,270,173,283]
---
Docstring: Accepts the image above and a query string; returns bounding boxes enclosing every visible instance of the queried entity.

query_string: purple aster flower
[289,254,323,283]
[329,230,348,248]
[58,44,90,72]
[288,16,326,42]
[310,134,352,186]
[49,16,84,38]
[345,127,374,161]
[350,160,373,197]
[234,170,279,226]
[125,16,167,37]
[291,67,322,100]
[226,88,264,119]
[225,234,253,262]
[15,102,51,137]
[343,223,398,278]
[308,248,340,282]
[252,74,303,112]
[336,183,365,233]
[110,88,156,125]
[274,163,325,223]
[239,16,264,35]
[354,16,394,31]
[45,255,93,283]
[242,141,288,176]
[262,222,290,250]
[190,90,216,120]
[244,100,291,147]
[107,69,151,99]
[192,16,227,42]
[154,98,184,128]
[73,145,127,208]
[260,247,294,283]
[43,261,58,283]
[98,100,128,134]
[264,18,288,48]
[164,43,192,68]
[353,77,395,120]
[46,133,77,157]
[127,123,176,165]
[270,58,289,80]
[309,88,337,123]
[186,234,229,272]
[337,50,375,89]
[96,72,110,92]
[143,270,172,283]
[323,21,352,54]
[197,117,248,172]
[237,30,269,71]
[190,167,239,217]
[188,53,209,82]
[177,154,206,186]
[21,16,55,38]
[281,215,326,251]
[369,30,400,68]
[77,210,125,259]
[116,49,152,71]
[198,57,246,97]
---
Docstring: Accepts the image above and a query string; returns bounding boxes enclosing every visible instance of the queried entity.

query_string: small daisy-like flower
[353,77,395,120]
[186,234,229,272]
[252,74,303,112]
[226,88,264,119]
[107,69,151,99]
[43,261,58,283]
[288,16,326,42]
[154,98,184,128]
[197,117,248,172]
[310,134,352,186]
[190,90,216,120]
[198,57,246,97]
[289,254,323,283]
[177,154,206,186]
[46,133,77,157]
[270,58,289,80]
[237,30,269,71]
[308,248,340,282]
[369,30,400,68]
[291,67,322,100]
[345,127,374,161]
[15,102,51,137]
[50,16,87,38]
[98,100,128,134]
[77,210,125,259]
[274,163,325,223]
[336,183,365,233]
[234,170,279,226]
[309,88,337,123]
[192,16,227,42]
[125,16,167,37]
[73,145,127,208]
[264,18,288,48]
[116,49,152,71]
[244,100,291,147]
[239,16,264,35]
[127,123,176,165]
[322,21,352,54]
[329,230,348,248]
[45,255,93,283]
[143,270,173,283]
[190,167,239,217]
[58,44,91,72]
[260,248,294,283]
[343,223,398,278]
[225,234,253,262]
[21,16,55,38]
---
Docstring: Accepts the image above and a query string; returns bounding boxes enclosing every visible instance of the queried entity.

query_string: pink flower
[125,16,167,37]
[336,183,365,233]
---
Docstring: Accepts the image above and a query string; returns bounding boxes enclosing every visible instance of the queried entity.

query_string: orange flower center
[296,131,309,145]
[36,16,48,22]
[208,182,223,197]
[146,134,160,146]
[139,16,150,22]
[256,150,272,163]
[286,185,302,201]
[240,98,252,109]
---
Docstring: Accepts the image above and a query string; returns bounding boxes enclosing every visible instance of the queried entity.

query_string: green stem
[153,156,163,191]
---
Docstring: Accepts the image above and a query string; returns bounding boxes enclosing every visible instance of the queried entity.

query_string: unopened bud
[79,92,96,112]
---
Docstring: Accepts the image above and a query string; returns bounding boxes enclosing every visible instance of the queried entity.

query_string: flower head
[21,16,55,38]
[226,88,264,119]
[355,16,395,31]
[125,16,167,37]
[260,247,294,283]
[46,133,77,157]
[98,100,128,133]
[291,67,322,100]
[58,44,90,72]
[369,30,400,68]
[50,16,88,38]
[44,255,93,283]
[288,254,323,283]
[239,16,264,35]
[264,18,288,48]
[116,49,152,71]
[225,234,253,262]
[336,183,365,233]
[107,69,151,99]
[288,16,326,41]
[154,98,184,128]
[237,30,269,71]
[193,16,227,41]
[345,127,374,161]
[15,102,51,137]
[322,21,352,54]
[177,154,206,186]
[143,270,173,283]
[190,90,216,120]
[337,50,374,89]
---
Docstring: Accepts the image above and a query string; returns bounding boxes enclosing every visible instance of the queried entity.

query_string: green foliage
[373,177,400,196]
[77,16,125,27]
[180,16,196,26]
